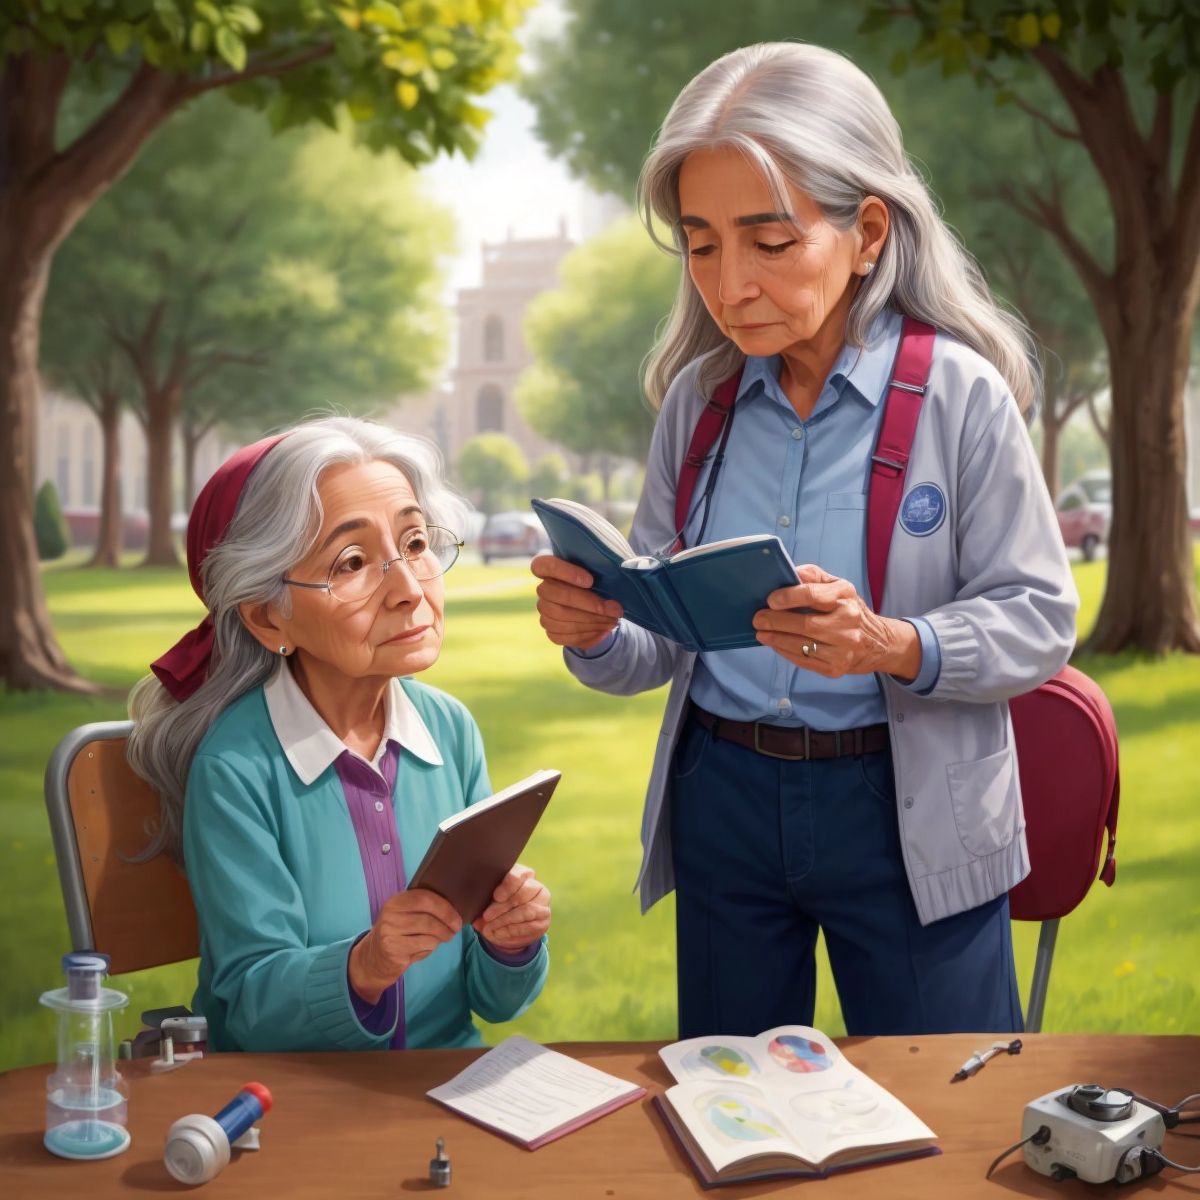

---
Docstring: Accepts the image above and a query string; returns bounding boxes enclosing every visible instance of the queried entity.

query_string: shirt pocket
[817,492,868,592]
[946,748,1018,858]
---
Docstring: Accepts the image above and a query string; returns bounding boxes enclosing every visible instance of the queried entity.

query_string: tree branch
[27,64,188,253]
[185,348,270,390]
[995,177,1114,334]
[181,43,335,99]
[979,65,1081,141]
[1056,389,1088,425]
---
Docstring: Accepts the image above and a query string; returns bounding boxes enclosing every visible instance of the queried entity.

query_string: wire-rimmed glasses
[282,525,464,603]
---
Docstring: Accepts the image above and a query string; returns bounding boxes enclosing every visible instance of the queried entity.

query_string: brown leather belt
[689,703,890,761]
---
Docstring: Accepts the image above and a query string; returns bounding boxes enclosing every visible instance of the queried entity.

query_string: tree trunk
[181,418,206,511]
[88,391,123,568]
[0,225,96,691]
[1084,313,1200,654]
[1040,407,1062,503]
[142,381,181,566]
[0,52,186,687]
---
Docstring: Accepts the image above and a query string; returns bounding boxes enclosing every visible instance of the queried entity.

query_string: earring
[862,261,875,275]
[278,645,289,656]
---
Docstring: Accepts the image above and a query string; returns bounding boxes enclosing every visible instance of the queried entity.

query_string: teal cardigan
[181,678,548,1051]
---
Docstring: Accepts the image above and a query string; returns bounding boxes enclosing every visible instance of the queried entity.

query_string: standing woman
[532,43,1076,1038]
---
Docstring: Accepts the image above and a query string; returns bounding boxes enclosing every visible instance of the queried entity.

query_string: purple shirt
[340,741,539,1048]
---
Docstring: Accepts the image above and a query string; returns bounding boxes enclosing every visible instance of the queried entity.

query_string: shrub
[35,481,71,560]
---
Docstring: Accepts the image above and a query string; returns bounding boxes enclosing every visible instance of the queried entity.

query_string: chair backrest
[44,721,198,975]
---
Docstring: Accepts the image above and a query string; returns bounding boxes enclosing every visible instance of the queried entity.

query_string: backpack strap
[866,317,937,612]
[673,369,743,549]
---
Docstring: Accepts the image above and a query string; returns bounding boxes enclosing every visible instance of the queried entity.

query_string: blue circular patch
[899,482,946,536]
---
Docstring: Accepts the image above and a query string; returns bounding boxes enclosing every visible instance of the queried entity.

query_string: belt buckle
[752,721,810,761]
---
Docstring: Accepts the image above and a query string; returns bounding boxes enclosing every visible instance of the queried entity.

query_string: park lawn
[0,550,1197,1070]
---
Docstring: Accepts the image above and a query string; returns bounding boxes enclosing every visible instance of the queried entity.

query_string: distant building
[35,387,231,543]
[389,225,578,471]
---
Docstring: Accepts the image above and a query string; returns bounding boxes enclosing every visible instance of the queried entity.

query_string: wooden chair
[44,721,198,975]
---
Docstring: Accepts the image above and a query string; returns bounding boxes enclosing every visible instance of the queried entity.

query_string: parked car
[63,507,150,552]
[1055,471,1110,562]
[477,512,551,564]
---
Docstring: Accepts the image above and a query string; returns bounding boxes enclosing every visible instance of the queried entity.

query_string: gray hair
[638,42,1039,415]
[126,416,470,862]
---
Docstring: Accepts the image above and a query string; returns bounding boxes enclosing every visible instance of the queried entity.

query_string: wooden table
[2,1035,1198,1197]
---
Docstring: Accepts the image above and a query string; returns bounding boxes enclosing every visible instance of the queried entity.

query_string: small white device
[1021,1085,1164,1184]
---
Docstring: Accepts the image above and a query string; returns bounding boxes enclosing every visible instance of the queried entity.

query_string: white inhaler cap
[164,1114,230,1185]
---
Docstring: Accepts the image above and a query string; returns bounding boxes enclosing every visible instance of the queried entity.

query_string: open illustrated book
[530,497,798,653]
[654,1025,939,1186]
[426,1034,645,1150]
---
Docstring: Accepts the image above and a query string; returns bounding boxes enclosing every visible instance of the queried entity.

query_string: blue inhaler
[164,1081,273,1185]
[39,953,131,1160]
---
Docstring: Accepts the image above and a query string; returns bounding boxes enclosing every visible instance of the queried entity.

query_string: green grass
[1,551,1197,1069]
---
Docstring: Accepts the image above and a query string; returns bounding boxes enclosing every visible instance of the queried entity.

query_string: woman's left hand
[753,564,922,682]
[473,864,551,952]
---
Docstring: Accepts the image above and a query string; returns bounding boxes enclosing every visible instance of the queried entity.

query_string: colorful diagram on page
[696,1092,784,1143]
[682,1045,760,1079]
[767,1034,834,1073]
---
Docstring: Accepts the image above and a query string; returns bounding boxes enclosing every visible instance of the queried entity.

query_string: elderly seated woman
[126,416,550,1051]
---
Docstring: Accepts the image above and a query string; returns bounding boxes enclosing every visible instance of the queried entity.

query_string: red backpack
[673,316,1119,922]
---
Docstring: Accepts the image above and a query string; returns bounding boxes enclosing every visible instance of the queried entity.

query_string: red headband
[150,434,289,702]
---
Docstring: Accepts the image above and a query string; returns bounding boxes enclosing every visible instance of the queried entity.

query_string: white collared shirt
[263,662,443,786]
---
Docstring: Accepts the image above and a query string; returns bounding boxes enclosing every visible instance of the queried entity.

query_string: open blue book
[530,497,798,653]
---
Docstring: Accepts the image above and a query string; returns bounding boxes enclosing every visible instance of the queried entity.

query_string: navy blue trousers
[669,713,1024,1038]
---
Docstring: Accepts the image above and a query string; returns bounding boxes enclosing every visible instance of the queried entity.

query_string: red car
[1055,473,1110,562]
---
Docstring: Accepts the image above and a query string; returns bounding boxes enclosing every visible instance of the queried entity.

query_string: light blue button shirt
[573,311,941,727]
[685,308,939,728]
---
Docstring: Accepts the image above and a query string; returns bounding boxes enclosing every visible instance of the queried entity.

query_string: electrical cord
[986,1125,1051,1179]
[1154,1151,1200,1172]
[1130,1091,1200,1130]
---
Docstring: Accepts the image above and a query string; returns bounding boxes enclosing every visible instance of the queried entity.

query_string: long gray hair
[126,416,470,862]
[638,42,1039,415]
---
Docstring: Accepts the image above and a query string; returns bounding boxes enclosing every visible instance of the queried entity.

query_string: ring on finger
[802,640,819,656]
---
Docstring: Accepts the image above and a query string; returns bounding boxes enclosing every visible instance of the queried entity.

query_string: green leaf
[195,0,221,23]
[189,19,210,53]
[141,30,164,66]
[215,24,247,71]
[104,21,133,55]
[225,5,263,34]
[153,0,184,46]
[363,3,406,31]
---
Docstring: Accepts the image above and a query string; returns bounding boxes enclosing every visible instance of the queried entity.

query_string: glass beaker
[39,952,131,1160]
